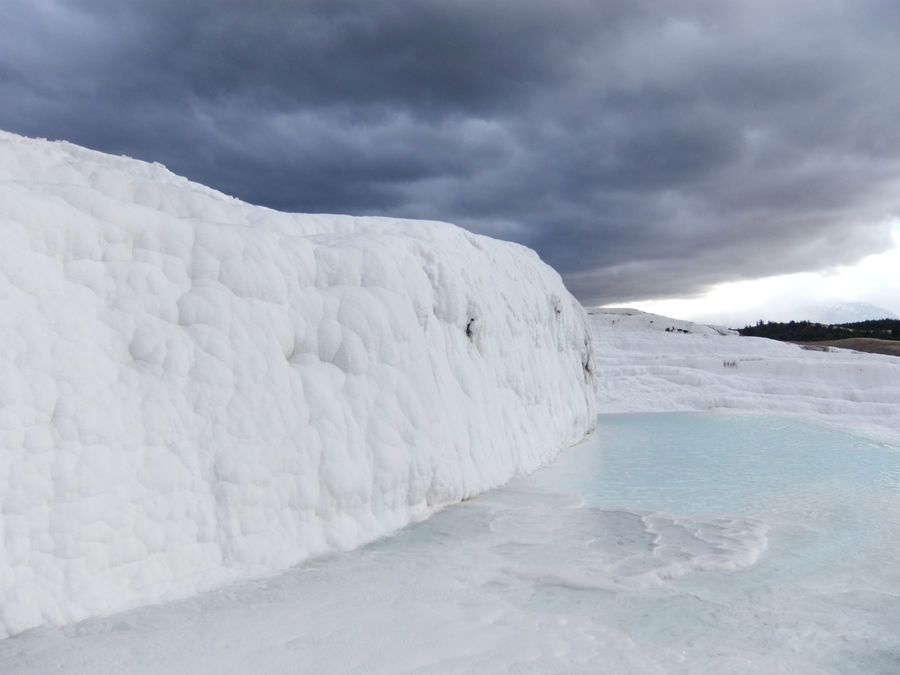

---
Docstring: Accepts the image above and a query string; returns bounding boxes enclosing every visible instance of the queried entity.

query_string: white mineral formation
[0,131,596,636]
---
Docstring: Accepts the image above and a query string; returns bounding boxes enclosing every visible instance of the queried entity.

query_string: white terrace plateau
[0,131,596,637]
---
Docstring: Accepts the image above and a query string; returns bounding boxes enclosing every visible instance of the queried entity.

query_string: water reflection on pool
[521,412,900,674]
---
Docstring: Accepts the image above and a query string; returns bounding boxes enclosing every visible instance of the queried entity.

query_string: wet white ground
[3,412,899,674]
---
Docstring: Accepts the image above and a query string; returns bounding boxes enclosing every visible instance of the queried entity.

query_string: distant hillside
[793,338,900,357]
[739,319,900,342]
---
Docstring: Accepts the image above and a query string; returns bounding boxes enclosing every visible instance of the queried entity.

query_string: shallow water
[523,412,900,673]
[3,412,899,674]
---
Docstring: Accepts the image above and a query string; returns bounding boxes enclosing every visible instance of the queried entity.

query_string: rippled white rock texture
[591,307,900,445]
[0,131,596,637]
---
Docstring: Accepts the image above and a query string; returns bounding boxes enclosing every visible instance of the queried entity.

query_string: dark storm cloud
[3,0,900,304]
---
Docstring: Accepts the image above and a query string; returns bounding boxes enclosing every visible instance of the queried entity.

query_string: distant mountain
[796,302,899,324]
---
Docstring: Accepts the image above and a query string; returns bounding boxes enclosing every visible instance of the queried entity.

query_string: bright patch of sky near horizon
[621,222,900,327]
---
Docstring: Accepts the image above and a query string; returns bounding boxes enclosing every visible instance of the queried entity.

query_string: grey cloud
[2,0,900,305]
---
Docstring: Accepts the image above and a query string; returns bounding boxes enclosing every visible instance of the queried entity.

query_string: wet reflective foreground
[3,413,900,674]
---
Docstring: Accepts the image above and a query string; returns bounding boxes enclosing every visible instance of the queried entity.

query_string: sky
[2,0,899,316]
[630,223,900,326]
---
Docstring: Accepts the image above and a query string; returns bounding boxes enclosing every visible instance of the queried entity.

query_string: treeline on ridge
[738,319,900,342]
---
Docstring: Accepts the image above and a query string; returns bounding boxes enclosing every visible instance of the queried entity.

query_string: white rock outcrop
[589,307,900,444]
[0,131,595,636]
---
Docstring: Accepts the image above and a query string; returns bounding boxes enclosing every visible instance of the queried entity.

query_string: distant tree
[738,318,900,343]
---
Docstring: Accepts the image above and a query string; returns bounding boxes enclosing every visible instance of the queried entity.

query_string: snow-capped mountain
[795,301,899,324]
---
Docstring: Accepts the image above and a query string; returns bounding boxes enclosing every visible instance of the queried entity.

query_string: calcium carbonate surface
[0,130,596,637]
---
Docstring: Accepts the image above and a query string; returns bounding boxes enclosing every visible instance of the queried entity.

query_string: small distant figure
[723,360,737,368]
